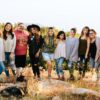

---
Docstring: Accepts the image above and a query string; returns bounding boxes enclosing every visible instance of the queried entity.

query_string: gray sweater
[66,37,79,62]
[4,33,16,53]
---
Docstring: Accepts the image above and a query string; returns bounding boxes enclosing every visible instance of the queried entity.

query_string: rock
[26,78,74,96]
[71,88,100,97]
[52,96,61,100]
[38,79,73,93]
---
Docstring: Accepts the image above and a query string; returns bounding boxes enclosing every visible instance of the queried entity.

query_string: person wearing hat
[27,24,44,80]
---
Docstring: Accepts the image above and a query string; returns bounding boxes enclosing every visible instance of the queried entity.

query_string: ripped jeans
[5,52,16,75]
[55,57,64,76]
[95,61,100,79]
[0,61,9,77]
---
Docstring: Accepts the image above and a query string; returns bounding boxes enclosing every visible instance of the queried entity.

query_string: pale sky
[0,0,100,35]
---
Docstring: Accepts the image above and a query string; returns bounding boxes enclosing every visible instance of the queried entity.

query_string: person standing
[14,23,29,68]
[42,27,57,79]
[66,28,79,80]
[0,30,9,77]
[78,26,90,78]
[54,31,66,80]
[3,23,16,76]
[89,29,100,81]
[28,25,44,80]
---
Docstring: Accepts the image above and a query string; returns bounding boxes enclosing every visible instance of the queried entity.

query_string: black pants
[15,55,26,68]
[29,54,40,77]
[78,55,88,76]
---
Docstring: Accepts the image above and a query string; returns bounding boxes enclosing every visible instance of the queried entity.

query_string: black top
[28,35,44,55]
[89,41,97,59]
[78,38,87,56]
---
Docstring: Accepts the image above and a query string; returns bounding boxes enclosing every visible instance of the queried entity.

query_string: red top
[14,30,29,56]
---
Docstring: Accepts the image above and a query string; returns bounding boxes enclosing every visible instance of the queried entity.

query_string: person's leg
[78,56,84,75]
[89,57,95,75]
[47,60,52,78]
[42,53,53,78]
[55,59,60,79]
[58,58,64,80]
[83,57,88,77]
[0,61,4,75]
[5,52,10,67]
[0,61,9,77]
[15,55,21,68]
[29,54,36,77]
[34,57,40,78]
[21,55,26,68]
[68,61,74,80]
[95,62,100,80]
[15,55,26,77]
[32,64,37,78]
[15,55,26,68]
[9,54,16,76]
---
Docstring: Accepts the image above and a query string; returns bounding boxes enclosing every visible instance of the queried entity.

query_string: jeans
[78,55,88,75]
[0,61,9,77]
[95,61,100,79]
[67,60,74,75]
[89,57,95,68]
[5,52,16,70]
[55,57,64,76]
[5,52,16,75]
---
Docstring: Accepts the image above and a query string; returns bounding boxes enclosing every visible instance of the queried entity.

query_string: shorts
[42,52,54,61]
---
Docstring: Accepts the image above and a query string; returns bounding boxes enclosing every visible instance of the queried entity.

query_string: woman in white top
[0,30,9,77]
[3,23,16,76]
[54,31,66,80]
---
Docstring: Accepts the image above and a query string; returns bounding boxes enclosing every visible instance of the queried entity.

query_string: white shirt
[54,40,66,59]
[4,33,16,52]
[0,38,5,61]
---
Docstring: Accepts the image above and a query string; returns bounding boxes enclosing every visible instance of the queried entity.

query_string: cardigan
[3,33,16,53]
[66,37,79,62]
[0,38,5,61]
[95,37,100,62]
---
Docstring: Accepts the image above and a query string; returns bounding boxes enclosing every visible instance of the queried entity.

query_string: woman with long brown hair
[89,29,100,81]
[28,25,44,80]
[78,26,90,78]
[3,22,16,76]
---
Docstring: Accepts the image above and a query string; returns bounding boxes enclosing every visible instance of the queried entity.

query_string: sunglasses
[89,32,94,34]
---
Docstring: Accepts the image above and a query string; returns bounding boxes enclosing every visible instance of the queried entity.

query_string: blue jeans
[89,57,95,68]
[78,55,88,75]
[67,61,74,75]
[0,61,9,77]
[55,57,64,76]
[95,61,100,79]
[5,52,16,71]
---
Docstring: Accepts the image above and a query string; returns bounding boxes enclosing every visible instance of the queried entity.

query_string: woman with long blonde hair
[42,27,57,79]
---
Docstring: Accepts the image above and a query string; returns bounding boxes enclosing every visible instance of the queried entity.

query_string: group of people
[0,22,100,81]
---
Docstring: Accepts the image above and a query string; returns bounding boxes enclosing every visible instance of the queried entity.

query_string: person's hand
[10,52,14,59]
[85,55,88,59]
[35,52,39,58]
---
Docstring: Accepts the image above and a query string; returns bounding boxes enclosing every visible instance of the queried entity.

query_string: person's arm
[11,34,16,53]
[95,37,100,62]
[85,38,90,59]
[10,34,16,59]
